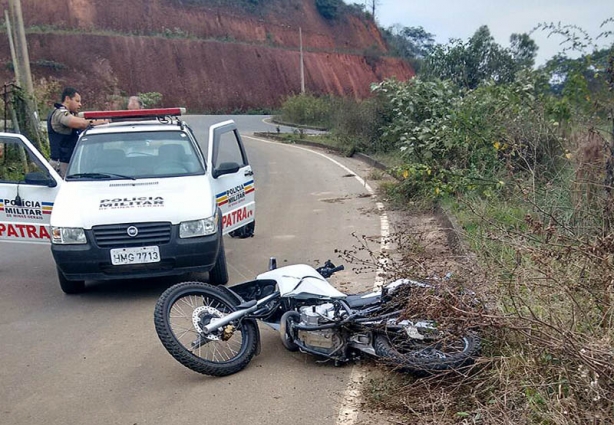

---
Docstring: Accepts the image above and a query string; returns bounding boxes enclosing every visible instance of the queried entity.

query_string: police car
[0,108,255,293]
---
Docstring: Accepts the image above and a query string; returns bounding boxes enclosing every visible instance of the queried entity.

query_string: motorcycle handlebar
[316,261,345,278]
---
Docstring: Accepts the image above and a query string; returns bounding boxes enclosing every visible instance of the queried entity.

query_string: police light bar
[78,107,186,120]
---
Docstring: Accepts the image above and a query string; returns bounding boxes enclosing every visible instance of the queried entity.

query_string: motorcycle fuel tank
[257,265,346,299]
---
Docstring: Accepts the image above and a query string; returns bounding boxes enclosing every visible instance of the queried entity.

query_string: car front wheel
[57,267,86,294]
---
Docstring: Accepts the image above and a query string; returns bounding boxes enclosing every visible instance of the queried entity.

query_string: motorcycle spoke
[155,282,260,376]
[389,334,468,359]
[173,325,198,340]
[171,295,199,319]
[167,292,247,364]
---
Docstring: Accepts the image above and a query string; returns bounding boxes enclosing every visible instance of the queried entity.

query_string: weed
[367,169,384,180]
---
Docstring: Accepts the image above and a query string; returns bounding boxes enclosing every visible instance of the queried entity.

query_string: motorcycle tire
[279,311,300,352]
[154,281,259,377]
[374,330,480,374]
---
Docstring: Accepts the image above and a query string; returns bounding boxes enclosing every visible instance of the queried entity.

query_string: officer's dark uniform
[47,103,79,176]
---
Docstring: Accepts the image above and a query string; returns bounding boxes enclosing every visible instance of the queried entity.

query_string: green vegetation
[8,85,49,155]
[423,26,538,89]
[315,0,342,20]
[137,92,163,108]
[277,93,386,155]
[169,0,272,13]
[315,0,373,21]
[380,25,435,73]
[279,20,614,424]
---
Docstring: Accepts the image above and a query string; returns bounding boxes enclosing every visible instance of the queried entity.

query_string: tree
[423,26,534,89]
[381,25,436,73]
[365,0,380,20]
[383,25,435,60]
[316,0,342,20]
[510,33,538,69]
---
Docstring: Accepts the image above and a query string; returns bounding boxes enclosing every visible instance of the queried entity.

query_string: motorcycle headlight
[180,213,218,238]
[51,227,87,244]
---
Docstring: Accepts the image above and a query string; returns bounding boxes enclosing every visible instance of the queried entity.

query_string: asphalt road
[0,115,382,425]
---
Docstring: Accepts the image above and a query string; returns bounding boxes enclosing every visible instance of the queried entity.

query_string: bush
[328,96,385,151]
[315,0,342,20]
[279,93,388,152]
[372,74,566,199]
[138,92,163,108]
[279,93,332,128]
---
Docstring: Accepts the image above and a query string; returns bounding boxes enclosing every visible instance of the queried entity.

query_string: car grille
[93,222,172,247]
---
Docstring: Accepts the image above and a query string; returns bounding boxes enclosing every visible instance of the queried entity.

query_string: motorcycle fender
[249,318,262,356]
[216,285,246,304]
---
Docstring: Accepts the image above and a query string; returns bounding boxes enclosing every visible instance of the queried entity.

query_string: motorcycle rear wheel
[154,282,258,377]
[374,330,480,374]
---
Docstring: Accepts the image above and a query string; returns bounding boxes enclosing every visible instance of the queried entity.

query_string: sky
[356,0,613,65]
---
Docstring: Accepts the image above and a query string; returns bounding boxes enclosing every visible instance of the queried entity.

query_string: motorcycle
[153,259,480,377]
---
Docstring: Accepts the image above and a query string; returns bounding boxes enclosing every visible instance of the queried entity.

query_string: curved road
[0,116,383,425]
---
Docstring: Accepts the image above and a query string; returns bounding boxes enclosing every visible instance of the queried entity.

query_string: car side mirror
[213,162,240,179]
[25,171,57,187]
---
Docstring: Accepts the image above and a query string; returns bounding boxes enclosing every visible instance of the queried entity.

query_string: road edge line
[245,135,391,425]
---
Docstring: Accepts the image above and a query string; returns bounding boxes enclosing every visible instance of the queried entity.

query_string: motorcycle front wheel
[374,329,480,374]
[154,282,259,377]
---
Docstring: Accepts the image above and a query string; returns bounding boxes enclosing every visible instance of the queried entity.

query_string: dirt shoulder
[326,151,479,425]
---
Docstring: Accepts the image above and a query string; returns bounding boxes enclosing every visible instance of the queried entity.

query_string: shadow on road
[76,272,211,301]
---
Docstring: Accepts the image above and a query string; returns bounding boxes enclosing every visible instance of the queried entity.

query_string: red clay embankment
[0,0,414,111]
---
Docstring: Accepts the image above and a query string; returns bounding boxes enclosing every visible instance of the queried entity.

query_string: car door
[0,133,62,244]
[207,121,255,235]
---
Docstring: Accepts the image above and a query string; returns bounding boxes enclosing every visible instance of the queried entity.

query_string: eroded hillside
[0,0,414,111]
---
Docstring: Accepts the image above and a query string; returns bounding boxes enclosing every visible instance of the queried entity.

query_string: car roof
[83,119,189,135]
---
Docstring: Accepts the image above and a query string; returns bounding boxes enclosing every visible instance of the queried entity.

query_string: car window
[0,136,54,184]
[66,130,205,179]
[215,129,247,168]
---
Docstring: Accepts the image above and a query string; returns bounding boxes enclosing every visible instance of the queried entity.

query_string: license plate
[110,246,160,265]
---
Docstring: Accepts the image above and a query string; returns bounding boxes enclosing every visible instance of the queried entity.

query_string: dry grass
[344,175,614,423]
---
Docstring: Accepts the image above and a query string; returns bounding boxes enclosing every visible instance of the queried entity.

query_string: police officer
[47,87,107,177]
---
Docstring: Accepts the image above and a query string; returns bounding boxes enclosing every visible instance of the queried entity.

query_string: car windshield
[65,130,205,180]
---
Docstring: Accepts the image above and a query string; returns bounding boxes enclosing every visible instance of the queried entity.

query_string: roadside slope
[0,0,414,110]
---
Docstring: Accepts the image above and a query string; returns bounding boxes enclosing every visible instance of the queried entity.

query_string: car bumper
[51,230,221,281]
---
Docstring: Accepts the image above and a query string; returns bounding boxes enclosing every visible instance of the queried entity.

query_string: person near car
[47,87,108,177]
[127,96,144,110]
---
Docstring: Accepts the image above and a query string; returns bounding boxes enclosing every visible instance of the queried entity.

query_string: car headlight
[51,227,87,244]
[180,213,218,238]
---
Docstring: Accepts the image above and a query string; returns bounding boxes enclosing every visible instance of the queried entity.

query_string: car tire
[57,267,86,294]
[209,238,228,285]
[229,221,255,238]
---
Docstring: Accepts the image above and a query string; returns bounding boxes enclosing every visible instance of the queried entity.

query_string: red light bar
[78,107,186,120]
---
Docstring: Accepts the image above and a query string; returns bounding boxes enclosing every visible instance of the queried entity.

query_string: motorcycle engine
[296,303,343,355]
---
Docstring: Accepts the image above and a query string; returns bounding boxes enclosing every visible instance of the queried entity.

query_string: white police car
[0,108,255,293]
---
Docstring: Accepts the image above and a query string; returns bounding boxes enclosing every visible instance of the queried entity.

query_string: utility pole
[6,0,42,149]
[299,27,305,94]
[8,0,34,95]
[4,10,21,86]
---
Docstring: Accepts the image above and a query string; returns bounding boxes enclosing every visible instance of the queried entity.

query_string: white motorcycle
[153,260,480,377]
